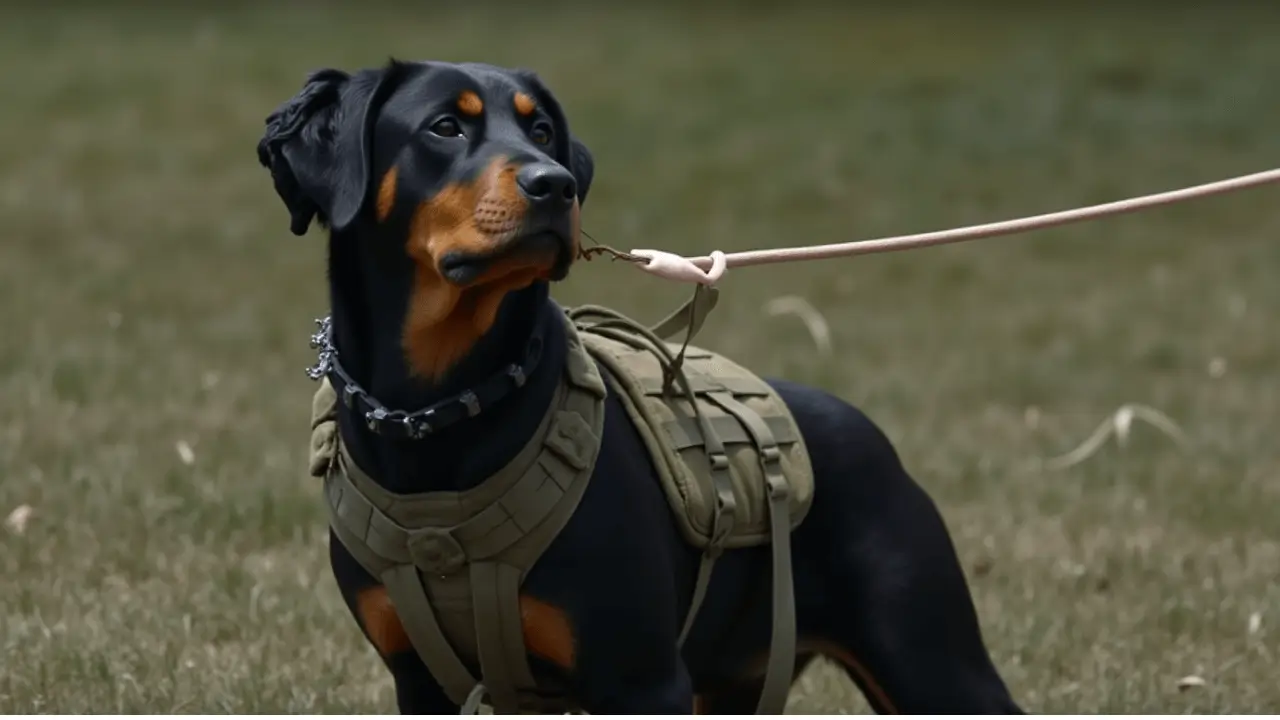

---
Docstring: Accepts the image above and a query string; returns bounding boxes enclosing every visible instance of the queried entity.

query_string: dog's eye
[530,122,553,146]
[429,117,464,139]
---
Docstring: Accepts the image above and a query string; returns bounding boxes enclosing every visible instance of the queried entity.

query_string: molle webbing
[568,291,813,715]
[568,299,815,551]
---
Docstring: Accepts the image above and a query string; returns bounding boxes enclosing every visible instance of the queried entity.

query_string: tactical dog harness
[308,291,814,714]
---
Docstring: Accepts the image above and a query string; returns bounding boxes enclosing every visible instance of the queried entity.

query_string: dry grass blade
[175,440,196,466]
[1176,675,1207,691]
[763,295,833,356]
[5,504,34,535]
[1125,405,1190,447]
[1043,403,1188,470]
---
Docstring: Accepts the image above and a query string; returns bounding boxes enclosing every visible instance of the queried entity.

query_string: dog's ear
[518,71,595,206]
[256,63,408,236]
[568,136,595,207]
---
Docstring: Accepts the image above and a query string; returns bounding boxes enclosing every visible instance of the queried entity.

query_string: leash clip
[630,249,727,286]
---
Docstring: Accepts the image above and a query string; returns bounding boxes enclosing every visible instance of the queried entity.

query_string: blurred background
[2,2,1278,713]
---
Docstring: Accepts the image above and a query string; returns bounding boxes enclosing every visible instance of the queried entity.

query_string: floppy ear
[517,70,595,206]
[256,63,408,235]
[568,136,595,207]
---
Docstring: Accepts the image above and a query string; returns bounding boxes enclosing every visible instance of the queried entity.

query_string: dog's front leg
[385,650,460,714]
[329,530,460,714]
[572,626,695,715]
[518,563,696,714]
[520,505,696,711]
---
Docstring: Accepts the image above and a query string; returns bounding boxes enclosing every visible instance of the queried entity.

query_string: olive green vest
[309,291,814,714]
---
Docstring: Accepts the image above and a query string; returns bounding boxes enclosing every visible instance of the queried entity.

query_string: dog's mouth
[438,230,573,287]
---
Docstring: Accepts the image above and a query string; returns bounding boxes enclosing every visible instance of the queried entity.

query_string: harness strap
[706,391,797,715]
[383,564,481,705]
[470,560,535,711]
[672,400,737,649]
[325,451,483,707]
[673,403,739,647]
[327,452,543,713]
[642,286,720,343]
[676,549,719,647]
[328,405,563,570]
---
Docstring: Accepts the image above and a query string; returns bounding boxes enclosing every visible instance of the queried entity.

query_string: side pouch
[309,376,339,478]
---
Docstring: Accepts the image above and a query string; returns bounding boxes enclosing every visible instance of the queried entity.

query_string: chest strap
[324,345,606,714]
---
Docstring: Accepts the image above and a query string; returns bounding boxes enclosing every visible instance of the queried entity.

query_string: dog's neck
[325,226,567,495]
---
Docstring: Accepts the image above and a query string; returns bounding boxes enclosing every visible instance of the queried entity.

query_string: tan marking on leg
[518,594,575,670]
[356,586,412,657]
[809,639,899,714]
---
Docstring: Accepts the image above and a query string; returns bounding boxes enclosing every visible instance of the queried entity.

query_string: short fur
[258,59,1024,714]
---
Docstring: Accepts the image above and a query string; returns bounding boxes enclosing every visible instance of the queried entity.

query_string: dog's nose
[516,163,576,210]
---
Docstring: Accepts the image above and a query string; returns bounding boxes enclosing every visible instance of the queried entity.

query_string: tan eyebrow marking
[513,92,536,116]
[457,90,484,116]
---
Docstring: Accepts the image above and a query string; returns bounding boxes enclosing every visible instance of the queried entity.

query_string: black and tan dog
[257,60,1023,714]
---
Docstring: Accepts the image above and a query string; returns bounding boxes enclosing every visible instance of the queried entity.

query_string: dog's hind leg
[692,653,818,714]
[775,381,1024,714]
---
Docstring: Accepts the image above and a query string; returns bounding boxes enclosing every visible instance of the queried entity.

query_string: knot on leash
[630,249,727,286]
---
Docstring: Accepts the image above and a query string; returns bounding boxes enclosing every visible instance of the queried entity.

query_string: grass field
[2,3,1279,713]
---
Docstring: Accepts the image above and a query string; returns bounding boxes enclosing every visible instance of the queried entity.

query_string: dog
[257,59,1024,714]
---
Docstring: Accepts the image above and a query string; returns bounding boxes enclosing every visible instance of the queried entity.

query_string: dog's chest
[307,306,814,713]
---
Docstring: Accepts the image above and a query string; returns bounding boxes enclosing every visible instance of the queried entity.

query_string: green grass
[2,2,1279,713]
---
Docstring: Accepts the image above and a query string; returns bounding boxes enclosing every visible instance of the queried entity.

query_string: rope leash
[582,167,1280,286]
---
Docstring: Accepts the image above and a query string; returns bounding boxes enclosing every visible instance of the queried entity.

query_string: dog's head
[257,60,594,379]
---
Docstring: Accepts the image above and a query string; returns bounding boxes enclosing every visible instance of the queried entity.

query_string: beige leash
[610,168,1280,286]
